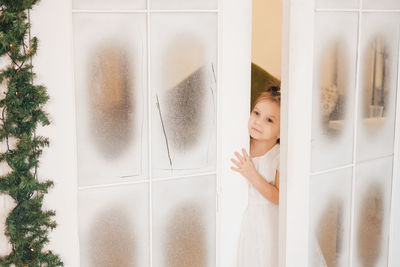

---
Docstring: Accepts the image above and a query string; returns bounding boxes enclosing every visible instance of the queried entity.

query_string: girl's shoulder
[273,143,280,154]
[253,145,280,175]
[254,143,279,161]
[273,144,280,171]
[269,143,280,158]
[262,144,280,172]
[270,143,280,165]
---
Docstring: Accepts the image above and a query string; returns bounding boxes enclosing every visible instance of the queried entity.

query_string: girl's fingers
[234,152,244,163]
[242,148,249,160]
[231,166,240,172]
[230,158,241,167]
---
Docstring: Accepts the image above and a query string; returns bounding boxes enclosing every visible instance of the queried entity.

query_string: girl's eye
[267,118,273,123]
[254,111,259,115]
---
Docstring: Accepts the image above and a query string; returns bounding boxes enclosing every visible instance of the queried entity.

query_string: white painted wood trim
[219,0,252,266]
[280,0,315,266]
[388,23,400,267]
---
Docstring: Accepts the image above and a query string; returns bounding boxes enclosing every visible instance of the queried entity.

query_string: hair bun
[268,86,280,93]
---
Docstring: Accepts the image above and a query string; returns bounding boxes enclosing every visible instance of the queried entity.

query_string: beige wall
[252,0,282,79]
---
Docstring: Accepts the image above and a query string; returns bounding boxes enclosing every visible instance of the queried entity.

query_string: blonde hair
[252,86,281,110]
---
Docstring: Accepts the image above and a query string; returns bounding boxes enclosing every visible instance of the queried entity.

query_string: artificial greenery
[0,1,63,266]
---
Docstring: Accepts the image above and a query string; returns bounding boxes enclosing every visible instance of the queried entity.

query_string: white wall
[31,1,80,265]
[252,0,282,78]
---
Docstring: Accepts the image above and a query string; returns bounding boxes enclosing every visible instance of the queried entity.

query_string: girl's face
[248,99,280,142]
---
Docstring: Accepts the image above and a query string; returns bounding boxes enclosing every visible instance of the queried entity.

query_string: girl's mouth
[252,127,262,133]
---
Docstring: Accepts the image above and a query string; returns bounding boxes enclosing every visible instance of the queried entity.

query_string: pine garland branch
[0,1,63,266]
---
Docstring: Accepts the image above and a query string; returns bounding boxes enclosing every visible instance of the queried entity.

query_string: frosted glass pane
[150,0,217,10]
[353,157,393,267]
[73,14,147,186]
[309,168,352,267]
[356,13,399,162]
[152,176,216,267]
[311,12,358,172]
[78,184,149,267]
[72,0,146,10]
[363,0,400,9]
[316,0,359,9]
[150,14,217,177]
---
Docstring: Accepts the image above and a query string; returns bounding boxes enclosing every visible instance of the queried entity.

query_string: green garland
[0,1,63,266]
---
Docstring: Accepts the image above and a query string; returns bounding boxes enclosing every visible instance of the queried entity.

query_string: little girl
[231,86,281,267]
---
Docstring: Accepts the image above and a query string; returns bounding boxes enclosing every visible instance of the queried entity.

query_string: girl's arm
[248,170,279,205]
[231,149,280,205]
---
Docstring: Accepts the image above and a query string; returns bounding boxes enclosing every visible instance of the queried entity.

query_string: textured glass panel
[363,0,400,9]
[311,12,358,172]
[78,184,149,267]
[316,0,359,9]
[356,13,399,162]
[152,176,216,267]
[73,14,147,186]
[150,0,217,10]
[309,168,352,267]
[150,13,217,177]
[72,0,146,10]
[353,157,393,267]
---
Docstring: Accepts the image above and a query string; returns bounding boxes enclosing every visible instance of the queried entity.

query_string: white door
[18,0,251,266]
[280,0,400,266]
[72,0,221,266]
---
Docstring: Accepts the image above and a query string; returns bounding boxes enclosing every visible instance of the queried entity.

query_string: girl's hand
[230,148,257,181]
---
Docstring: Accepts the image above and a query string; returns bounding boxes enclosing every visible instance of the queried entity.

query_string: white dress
[237,144,280,267]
